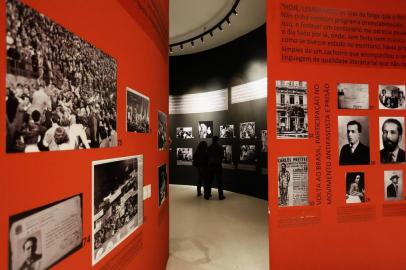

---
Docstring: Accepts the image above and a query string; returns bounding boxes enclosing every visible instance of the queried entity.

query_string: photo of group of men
[126,88,150,133]
[379,85,405,110]
[176,127,194,139]
[6,0,117,153]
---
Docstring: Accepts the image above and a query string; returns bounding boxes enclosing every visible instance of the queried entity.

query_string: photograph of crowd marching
[6,0,117,153]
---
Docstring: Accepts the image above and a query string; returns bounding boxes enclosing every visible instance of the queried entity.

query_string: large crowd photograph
[92,155,143,265]
[6,0,117,153]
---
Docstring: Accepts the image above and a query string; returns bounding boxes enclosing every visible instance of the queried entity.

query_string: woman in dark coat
[193,141,208,196]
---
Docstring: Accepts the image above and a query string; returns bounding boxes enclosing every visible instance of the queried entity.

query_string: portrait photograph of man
[338,116,370,165]
[384,170,403,200]
[379,117,405,163]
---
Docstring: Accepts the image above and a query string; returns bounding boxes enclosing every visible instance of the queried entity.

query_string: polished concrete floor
[166,185,269,270]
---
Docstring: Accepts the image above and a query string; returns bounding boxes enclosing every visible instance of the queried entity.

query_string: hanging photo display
[176,148,193,165]
[126,88,150,133]
[176,127,194,139]
[240,122,255,139]
[198,121,213,138]
[219,124,234,138]
[158,164,168,206]
[92,155,144,265]
[158,111,167,150]
[6,0,117,153]
[277,156,308,207]
[222,145,233,169]
[261,130,268,152]
[9,195,83,270]
[384,170,403,201]
[276,80,308,139]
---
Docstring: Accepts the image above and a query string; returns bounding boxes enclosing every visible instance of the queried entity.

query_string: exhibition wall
[1,1,169,270]
[267,0,406,269]
[169,26,268,199]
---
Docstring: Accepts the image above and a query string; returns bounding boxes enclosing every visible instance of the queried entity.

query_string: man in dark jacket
[206,136,225,200]
[339,120,370,165]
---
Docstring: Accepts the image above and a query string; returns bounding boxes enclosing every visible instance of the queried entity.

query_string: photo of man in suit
[339,120,370,165]
[380,118,405,163]
[384,170,403,200]
[387,174,400,198]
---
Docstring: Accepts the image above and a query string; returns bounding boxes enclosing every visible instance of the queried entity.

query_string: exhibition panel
[1,0,169,269]
[267,0,406,269]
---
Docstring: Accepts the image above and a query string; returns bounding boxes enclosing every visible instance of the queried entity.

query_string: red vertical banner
[267,0,406,269]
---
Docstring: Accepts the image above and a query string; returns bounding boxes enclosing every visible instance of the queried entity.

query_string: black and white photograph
[222,145,233,169]
[261,130,268,152]
[198,121,213,138]
[338,116,370,166]
[337,83,369,109]
[176,127,194,139]
[219,124,234,138]
[276,80,308,139]
[379,85,406,110]
[177,148,193,165]
[126,88,150,133]
[345,172,365,204]
[92,155,143,265]
[158,164,168,206]
[277,156,308,206]
[240,122,255,139]
[379,117,405,164]
[239,145,256,164]
[9,195,82,270]
[6,0,117,153]
[384,170,403,201]
[158,111,167,150]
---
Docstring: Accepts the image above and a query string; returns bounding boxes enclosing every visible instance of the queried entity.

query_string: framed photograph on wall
[176,127,194,139]
[384,170,403,201]
[176,148,193,165]
[220,124,234,138]
[337,83,369,110]
[5,0,117,153]
[92,155,143,265]
[158,111,167,150]
[126,88,150,133]
[158,164,168,206]
[198,121,213,138]
[240,122,255,139]
[379,85,406,110]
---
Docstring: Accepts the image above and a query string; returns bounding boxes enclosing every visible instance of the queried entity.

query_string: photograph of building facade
[276,80,308,138]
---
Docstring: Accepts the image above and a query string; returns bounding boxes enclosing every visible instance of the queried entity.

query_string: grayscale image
[92,155,143,265]
[198,121,213,138]
[158,164,167,206]
[239,145,256,164]
[158,111,167,150]
[278,156,308,206]
[222,145,233,169]
[337,83,369,109]
[9,195,82,270]
[220,124,234,138]
[338,116,370,166]
[177,148,193,165]
[240,122,255,139]
[276,80,308,138]
[384,170,403,201]
[379,85,406,110]
[176,127,193,139]
[126,88,150,133]
[6,0,117,153]
[379,117,405,164]
[346,172,365,204]
[261,130,268,152]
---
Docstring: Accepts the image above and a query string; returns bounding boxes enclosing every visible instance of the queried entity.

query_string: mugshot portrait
[16,234,42,270]
[378,85,406,110]
[379,117,405,164]
[384,170,403,201]
[338,116,370,166]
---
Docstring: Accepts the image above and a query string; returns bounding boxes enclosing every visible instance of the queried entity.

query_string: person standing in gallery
[193,141,208,197]
[339,120,370,165]
[380,118,405,163]
[207,136,225,200]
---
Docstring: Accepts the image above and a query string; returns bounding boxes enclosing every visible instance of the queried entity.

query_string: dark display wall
[1,1,169,269]
[169,26,268,199]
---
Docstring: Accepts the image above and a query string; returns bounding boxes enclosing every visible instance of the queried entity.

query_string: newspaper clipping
[9,195,83,270]
[92,155,143,265]
[278,156,308,206]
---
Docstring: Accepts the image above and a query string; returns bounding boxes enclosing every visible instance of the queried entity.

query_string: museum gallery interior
[2,0,406,270]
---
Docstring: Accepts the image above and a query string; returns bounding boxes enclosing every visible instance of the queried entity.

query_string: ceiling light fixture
[168,0,240,54]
